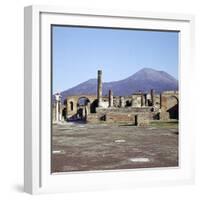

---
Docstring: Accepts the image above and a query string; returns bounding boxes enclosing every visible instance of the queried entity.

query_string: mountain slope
[59,68,178,100]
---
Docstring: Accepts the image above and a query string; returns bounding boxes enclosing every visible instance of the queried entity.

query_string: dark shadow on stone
[100,115,106,121]
[62,107,66,120]
[153,112,160,120]
[90,99,98,113]
[167,104,178,119]
[125,100,132,107]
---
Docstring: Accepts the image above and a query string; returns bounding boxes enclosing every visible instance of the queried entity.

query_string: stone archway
[77,97,91,121]
[64,95,98,121]
[160,92,179,120]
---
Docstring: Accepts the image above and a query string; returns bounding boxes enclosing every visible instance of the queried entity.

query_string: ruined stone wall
[105,112,150,126]
[154,94,161,109]
[113,96,120,107]
[113,96,144,108]
[60,90,178,123]
[160,91,178,120]
[87,107,151,126]
[66,98,77,117]
[131,94,144,107]
[100,100,109,108]
[65,95,97,118]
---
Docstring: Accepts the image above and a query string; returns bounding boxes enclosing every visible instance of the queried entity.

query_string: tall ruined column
[144,94,148,106]
[141,93,144,107]
[160,93,162,109]
[131,95,135,107]
[55,93,61,122]
[87,102,91,114]
[120,96,125,107]
[53,102,56,121]
[151,89,155,106]
[59,101,62,121]
[108,89,113,107]
[56,97,59,121]
[97,70,103,107]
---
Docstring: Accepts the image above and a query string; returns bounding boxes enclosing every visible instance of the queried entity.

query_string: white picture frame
[24,5,195,194]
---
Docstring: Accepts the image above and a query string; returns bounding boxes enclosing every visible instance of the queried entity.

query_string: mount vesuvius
[58,68,178,101]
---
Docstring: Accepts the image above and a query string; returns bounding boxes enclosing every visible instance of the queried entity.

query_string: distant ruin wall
[160,91,178,120]
[56,90,179,123]
[87,107,151,126]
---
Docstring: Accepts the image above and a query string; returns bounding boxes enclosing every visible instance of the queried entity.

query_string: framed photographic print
[24,5,195,194]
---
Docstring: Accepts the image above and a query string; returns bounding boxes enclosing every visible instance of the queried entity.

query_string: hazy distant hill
[58,68,178,101]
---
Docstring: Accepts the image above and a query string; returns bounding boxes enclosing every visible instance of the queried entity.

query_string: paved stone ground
[51,121,178,173]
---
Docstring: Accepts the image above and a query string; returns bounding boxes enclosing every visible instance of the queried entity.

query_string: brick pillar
[108,89,113,107]
[97,70,103,107]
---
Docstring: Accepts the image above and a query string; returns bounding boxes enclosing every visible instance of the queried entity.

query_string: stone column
[160,93,162,109]
[120,96,125,107]
[131,95,135,107]
[108,89,113,107]
[82,108,85,119]
[55,93,61,122]
[141,93,144,107]
[144,94,148,106]
[85,107,88,121]
[56,98,59,122]
[53,102,56,121]
[151,89,155,106]
[87,102,91,114]
[59,102,62,121]
[97,70,103,107]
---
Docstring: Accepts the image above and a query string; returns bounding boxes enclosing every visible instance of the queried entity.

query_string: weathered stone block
[160,111,170,120]
[106,112,134,123]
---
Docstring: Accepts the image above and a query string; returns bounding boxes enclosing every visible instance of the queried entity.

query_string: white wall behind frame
[0,0,199,200]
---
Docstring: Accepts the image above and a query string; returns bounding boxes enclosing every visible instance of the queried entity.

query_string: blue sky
[52,26,178,93]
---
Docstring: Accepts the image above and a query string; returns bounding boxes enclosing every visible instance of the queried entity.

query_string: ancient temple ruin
[53,70,178,126]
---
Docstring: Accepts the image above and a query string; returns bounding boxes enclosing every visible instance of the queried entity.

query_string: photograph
[51,25,179,173]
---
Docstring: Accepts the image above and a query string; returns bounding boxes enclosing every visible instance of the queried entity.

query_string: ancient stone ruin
[53,70,178,126]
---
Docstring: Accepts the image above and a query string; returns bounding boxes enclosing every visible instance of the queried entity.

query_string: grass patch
[119,123,136,127]
[150,120,178,129]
